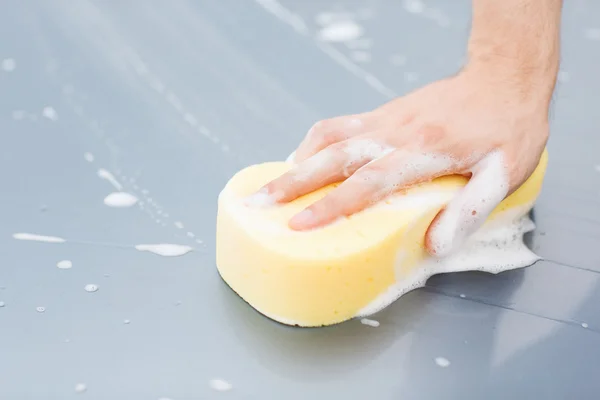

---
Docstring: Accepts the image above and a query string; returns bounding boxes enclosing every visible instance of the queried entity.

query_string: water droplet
[123,319,131,324]
[582,322,589,328]
[0,301,5,307]
[36,306,46,313]
[74,383,87,393]
[84,284,99,293]
[103,192,138,207]
[209,379,232,392]
[459,294,466,298]
[57,260,73,269]
[434,357,450,367]
[186,232,195,238]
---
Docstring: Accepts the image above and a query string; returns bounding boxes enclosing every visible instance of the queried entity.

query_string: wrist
[463,42,559,105]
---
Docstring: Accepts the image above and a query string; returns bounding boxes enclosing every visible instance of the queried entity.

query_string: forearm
[466,0,563,102]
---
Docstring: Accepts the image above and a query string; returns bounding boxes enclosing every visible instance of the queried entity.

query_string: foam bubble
[103,192,139,207]
[318,20,364,42]
[209,379,232,392]
[36,306,46,313]
[84,284,99,292]
[135,244,193,257]
[13,233,66,243]
[84,152,95,162]
[360,318,380,327]
[74,383,87,393]
[57,260,72,269]
[435,357,451,367]
[582,322,589,328]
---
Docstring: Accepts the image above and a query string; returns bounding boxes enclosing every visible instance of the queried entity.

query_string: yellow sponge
[216,150,548,327]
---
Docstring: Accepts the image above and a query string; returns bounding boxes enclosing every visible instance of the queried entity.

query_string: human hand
[247,65,553,257]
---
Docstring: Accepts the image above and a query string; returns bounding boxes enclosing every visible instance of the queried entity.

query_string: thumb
[425,151,510,258]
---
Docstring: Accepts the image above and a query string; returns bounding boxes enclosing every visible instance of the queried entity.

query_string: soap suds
[0,301,5,307]
[135,244,193,257]
[318,20,364,42]
[2,58,16,71]
[357,204,539,317]
[57,260,73,269]
[582,322,589,328]
[209,379,233,392]
[174,221,184,229]
[36,306,46,313]
[84,284,99,293]
[42,106,58,121]
[97,168,123,190]
[13,233,66,243]
[435,357,451,367]
[84,152,95,162]
[103,192,139,207]
[360,318,380,327]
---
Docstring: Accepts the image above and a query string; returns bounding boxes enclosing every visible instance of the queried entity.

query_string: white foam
[1,58,16,71]
[42,106,58,121]
[434,357,451,367]
[0,302,5,307]
[36,306,46,313]
[318,20,364,42]
[209,379,232,392]
[84,152,95,162]
[135,244,193,257]
[97,168,123,190]
[174,221,184,229]
[103,192,139,207]
[356,205,539,317]
[84,284,99,293]
[582,322,589,328]
[57,260,73,269]
[360,318,380,327]
[13,233,66,243]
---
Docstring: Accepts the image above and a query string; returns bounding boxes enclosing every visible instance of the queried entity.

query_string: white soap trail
[435,357,451,367]
[42,106,58,121]
[84,152,95,162]
[13,233,66,243]
[57,260,73,269]
[209,379,233,392]
[360,318,380,327]
[97,168,123,190]
[318,20,364,42]
[103,192,139,207]
[135,244,193,257]
[1,58,16,71]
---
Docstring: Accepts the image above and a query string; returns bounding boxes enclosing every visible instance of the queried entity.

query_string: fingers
[246,139,392,206]
[294,112,379,162]
[425,151,510,257]
[289,149,456,230]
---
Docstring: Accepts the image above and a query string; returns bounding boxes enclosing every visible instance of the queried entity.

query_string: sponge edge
[216,149,549,327]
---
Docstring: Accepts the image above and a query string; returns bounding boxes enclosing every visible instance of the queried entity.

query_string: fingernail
[290,209,316,229]
[244,188,277,207]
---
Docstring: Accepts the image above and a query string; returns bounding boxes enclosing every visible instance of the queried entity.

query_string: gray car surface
[1,1,599,399]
